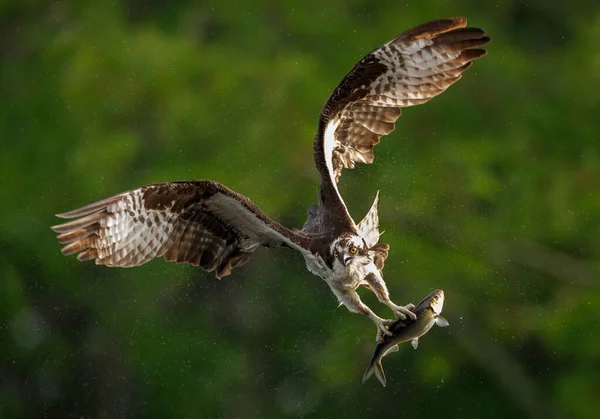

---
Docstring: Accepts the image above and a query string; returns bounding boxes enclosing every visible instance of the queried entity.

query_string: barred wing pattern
[52,181,305,278]
[53,17,490,280]
[316,17,490,186]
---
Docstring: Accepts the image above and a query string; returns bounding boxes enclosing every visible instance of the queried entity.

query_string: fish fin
[411,338,419,349]
[362,359,376,383]
[374,361,387,387]
[383,345,399,358]
[362,364,375,384]
[436,316,449,327]
[362,358,387,387]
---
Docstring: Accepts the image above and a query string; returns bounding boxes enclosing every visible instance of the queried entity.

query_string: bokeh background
[2,1,599,418]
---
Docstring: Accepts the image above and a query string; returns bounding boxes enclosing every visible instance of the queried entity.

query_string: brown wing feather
[52,181,306,278]
[316,17,490,185]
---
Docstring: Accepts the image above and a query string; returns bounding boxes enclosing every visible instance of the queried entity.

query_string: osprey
[52,17,489,340]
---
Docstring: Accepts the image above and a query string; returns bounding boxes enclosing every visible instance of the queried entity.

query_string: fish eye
[350,247,357,254]
[333,250,339,257]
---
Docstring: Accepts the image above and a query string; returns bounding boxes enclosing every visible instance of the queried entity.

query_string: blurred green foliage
[1,1,600,418]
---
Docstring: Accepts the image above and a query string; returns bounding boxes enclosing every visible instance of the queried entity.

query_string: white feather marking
[323,117,340,180]
[323,118,355,227]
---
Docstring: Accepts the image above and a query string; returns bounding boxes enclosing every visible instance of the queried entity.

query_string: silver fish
[362,289,449,387]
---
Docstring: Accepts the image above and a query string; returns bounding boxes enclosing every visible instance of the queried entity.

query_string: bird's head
[330,232,370,269]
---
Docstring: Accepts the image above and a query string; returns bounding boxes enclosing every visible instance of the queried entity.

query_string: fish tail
[362,358,387,387]
[374,360,386,387]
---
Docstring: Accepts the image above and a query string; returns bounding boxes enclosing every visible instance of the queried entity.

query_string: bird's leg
[365,270,416,322]
[330,286,394,342]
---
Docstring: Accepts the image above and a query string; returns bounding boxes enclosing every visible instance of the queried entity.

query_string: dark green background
[2,1,599,418]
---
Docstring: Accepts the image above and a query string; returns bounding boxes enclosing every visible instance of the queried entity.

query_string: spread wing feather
[322,17,490,182]
[313,17,489,229]
[52,181,308,278]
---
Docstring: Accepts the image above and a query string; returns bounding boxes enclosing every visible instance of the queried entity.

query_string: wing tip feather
[77,249,98,261]
[461,48,488,61]
[54,194,125,219]
[51,223,64,233]
[60,240,88,256]
[451,16,468,25]
[407,16,468,40]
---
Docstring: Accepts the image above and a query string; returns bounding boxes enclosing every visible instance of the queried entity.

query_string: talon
[375,319,395,342]
[392,304,417,321]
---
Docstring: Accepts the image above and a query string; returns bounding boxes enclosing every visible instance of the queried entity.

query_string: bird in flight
[52,17,489,341]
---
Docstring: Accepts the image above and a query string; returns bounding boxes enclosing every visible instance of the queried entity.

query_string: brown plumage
[53,181,307,278]
[53,17,489,340]
[314,17,489,230]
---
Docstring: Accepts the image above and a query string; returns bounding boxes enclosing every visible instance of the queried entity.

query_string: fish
[362,289,449,387]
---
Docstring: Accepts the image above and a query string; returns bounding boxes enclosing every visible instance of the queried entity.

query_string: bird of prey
[52,17,489,340]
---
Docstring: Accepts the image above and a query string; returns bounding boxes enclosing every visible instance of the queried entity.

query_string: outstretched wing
[313,17,490,228]
[52,181,308,278]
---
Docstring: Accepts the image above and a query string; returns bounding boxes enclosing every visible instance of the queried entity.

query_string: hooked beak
[338,252,353,266]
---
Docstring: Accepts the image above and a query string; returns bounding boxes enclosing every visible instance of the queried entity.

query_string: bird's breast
[330,264,368,289]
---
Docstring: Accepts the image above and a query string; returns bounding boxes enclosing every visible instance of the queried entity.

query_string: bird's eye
[333,250,339,257]
[350,247,357,254]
